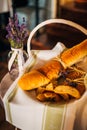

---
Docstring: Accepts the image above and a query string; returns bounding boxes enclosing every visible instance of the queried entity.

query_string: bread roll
[60,39,87,67]
[18,60,64,90]
[18,70,50,90]
[38,59,64,80]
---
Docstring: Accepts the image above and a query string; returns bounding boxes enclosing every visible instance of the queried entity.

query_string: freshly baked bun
[38,59,64,80]
[18,70,50,90]
[60,39,87,67]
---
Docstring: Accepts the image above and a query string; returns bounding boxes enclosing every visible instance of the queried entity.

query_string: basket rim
[27,18,87,56]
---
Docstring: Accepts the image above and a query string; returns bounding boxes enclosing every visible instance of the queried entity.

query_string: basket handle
[27,18,87,56]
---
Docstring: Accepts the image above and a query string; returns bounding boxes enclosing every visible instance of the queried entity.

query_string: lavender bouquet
[6,14,29,48]
[6,14,29,80]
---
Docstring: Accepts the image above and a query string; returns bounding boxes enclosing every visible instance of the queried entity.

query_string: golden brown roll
[60,39,87,67]
[38,59,64,80]
[18,70,50,90]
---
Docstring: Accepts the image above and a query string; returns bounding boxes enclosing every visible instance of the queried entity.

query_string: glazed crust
[60,39,87,67]
[38,59,64,80]
[18,60,64,90]
[18,70,50,90]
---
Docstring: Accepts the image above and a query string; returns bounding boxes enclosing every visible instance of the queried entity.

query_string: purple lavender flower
[6,14,29,48]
